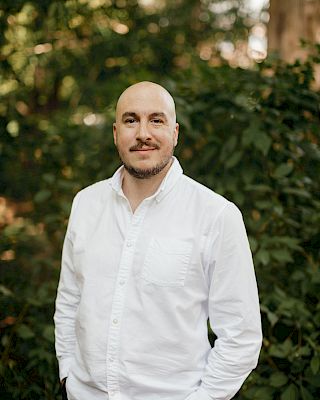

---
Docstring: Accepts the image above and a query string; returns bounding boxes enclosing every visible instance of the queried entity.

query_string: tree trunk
[268,0,320,62]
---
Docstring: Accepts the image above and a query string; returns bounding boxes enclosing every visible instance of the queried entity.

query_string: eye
[151,118,163,124]
[125,118,136,124]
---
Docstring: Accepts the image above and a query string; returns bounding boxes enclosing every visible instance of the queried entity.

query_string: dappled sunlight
[1,0,319,398]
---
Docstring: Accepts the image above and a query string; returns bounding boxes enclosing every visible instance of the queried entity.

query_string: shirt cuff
[58,357,72,381]
[185,386,212,400]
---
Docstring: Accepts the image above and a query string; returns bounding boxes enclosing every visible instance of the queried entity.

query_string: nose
[136,120,151,141]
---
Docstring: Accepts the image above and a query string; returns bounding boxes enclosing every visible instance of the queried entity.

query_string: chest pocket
[141,237,192,287]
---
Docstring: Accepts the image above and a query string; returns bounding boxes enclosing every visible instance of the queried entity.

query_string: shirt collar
[109,156,183,203]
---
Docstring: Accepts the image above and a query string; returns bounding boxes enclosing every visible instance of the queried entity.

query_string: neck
[122,159,173,213]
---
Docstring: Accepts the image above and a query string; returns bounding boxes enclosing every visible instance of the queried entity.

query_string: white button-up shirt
[54,157,262,400]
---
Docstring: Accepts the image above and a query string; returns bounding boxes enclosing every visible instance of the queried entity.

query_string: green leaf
[42,173,55,184]
[16,324,35,340]
[291,271,305,281]
[269,340,293,358]
[268,312,279,327]
[1,334,9,347]
[42,324,55,343]
[311,356,320,375]
[34,189,51,203]
[274,286,287,299]
[256,249,270,265]
[248,236,258,252]
[275,236,301,250]
[255,200,272,210]
[0,284,13,297]
[252,387,275,400]
[282,187,311,198]
[272,249,293,263]
[245,184,273,192]
[281,384,298,400]
[270,371,288,387]
[300,386,313,400]
[254,132,272,155]
[298,346,311,357]
[225,151,242,169]
[242,125,256,146]
[219,136,237,161]
[273,163,294,178]
[260,304,278,327]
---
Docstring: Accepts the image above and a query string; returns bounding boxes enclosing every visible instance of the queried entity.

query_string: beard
[123,156,172,179]
[118,142,174,179]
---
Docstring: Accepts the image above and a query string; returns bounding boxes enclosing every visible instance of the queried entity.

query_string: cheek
[153,129,174,143]
[116,133,131,148]
[163,134,177,148]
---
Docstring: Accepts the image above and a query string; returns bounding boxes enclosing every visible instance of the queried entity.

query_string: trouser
[62,380,68,400]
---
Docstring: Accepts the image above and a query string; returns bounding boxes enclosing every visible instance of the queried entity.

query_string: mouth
[132,148,156,152]
[130,144,159,152]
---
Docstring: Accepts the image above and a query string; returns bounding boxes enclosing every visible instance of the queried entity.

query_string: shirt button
[126,241,132,247]
[119,280,125,286]
[113,319,118,325]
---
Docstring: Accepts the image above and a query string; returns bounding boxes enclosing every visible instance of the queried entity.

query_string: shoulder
[71,178,112,211]
[180,174,230,207]
[66,179,112,233]
[179,174,244,224]
[77,179,111,199]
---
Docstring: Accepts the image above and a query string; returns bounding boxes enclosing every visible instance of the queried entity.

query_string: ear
[173,123,179,147]
[113,123,117,146]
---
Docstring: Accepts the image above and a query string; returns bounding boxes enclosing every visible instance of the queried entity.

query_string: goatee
[123,156,172,179]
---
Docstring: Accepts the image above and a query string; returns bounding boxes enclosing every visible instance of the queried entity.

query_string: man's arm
[54,195,81,381]
[188,202,262,400]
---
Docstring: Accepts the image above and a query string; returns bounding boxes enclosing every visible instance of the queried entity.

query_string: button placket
[106,203,148,395]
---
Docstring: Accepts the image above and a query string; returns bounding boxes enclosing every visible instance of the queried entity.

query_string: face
[113,83,179,179]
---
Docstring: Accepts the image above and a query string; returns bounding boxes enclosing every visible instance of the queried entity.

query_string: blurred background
[0,0,320,399]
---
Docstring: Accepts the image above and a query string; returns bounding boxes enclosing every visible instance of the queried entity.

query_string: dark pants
[61,380,68,400]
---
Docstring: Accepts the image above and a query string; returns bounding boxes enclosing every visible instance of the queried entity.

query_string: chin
[123,156,172,179]
[132,157,157,168]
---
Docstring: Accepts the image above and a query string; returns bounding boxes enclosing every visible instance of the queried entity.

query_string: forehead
[116,85,175,119]
[120,111,168,120]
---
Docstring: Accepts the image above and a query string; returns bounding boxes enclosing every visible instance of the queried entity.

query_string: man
[54,81,262,400]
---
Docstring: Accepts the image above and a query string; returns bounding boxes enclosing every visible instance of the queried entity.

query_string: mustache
[129,142,160,151]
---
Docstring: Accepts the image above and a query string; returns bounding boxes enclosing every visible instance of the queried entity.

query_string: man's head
[113,81,179,179]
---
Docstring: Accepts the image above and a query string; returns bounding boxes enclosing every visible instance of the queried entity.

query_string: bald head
[115,81,177,125]
[113,81,179,180]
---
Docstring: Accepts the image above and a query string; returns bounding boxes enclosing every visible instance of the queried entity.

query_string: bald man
[54,82,262,400]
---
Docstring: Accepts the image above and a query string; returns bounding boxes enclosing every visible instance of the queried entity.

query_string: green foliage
[172,55,320,399]
[1,1,320,399]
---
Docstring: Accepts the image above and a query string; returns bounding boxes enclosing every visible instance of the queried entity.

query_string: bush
[1,1,319,398]
[172,57,320,400]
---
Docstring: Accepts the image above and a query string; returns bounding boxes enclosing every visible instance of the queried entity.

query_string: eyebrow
[121,111,168,122]
[149,112,167,120]
[121,112,138,121]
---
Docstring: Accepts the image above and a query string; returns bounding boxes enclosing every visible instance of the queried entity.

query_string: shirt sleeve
[187,202,262,400]
[54,193,81,381]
